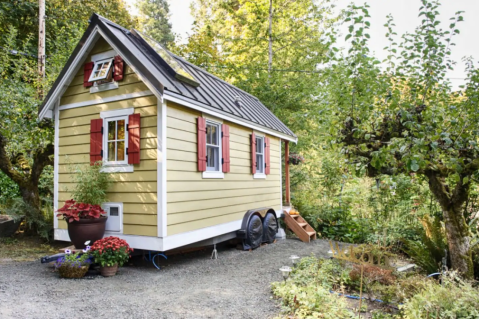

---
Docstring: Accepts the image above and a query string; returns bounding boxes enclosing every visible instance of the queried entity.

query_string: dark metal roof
[39,14,296,139]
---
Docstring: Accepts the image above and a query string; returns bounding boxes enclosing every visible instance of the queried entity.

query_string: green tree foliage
[0,0,137,58]
[179,0,337,150]
[137,0,175,47]
[321,1,479,277]
[0,1,136,238]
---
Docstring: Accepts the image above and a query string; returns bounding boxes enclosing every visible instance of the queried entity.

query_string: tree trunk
[19,184,41,212]
[443,207,474,278]
[426,171,474,278]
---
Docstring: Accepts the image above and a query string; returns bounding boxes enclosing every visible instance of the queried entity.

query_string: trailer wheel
[262,213,278,244]
[245,215,263,249]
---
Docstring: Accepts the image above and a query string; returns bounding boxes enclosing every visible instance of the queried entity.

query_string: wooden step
[283,211,317,243]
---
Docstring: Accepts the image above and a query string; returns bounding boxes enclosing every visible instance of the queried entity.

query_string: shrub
[68,162,112,205]
[272,256,355,318]
[400,272,479,318]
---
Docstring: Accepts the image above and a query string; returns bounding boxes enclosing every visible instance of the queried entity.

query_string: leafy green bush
[0,171,20,204]
[68,163,112,205]
[272,257,355,318]
[400,272,479,318]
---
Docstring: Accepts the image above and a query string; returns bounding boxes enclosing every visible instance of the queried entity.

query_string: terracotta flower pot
[100,264,118,277]
[67,217,107,249]
[58,265,89,279]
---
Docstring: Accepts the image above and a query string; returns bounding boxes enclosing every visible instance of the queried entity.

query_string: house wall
[166,101,282,236]
[57,37,158,237]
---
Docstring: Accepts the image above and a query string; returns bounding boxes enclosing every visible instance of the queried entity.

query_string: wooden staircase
[283,211,317,243]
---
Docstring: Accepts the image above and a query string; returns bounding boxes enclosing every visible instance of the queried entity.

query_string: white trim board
[54,219,242,251]
[157,99,167,238]
[39,27,102,120]
[59,90,153,111]
[164,93,297,143]
[53,101,60,229]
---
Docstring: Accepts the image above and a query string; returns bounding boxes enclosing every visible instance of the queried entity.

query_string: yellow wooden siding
[166,102,282,235]
[56,38,157,235]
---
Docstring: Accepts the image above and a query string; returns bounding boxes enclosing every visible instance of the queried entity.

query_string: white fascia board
[39,28,102,120]
[164,92,298,143]
[100,27,164,102]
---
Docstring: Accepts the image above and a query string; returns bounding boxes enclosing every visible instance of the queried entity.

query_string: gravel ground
[0,238,330,319]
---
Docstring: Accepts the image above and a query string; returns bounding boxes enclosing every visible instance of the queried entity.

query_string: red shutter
[90,119,103,165]
[113,55,125,81]
[222,124,230,173]
[128,114,141,164]
[83,62,94,88]
[197,117,207,171]
[265,137,270,175]
[251,133,256,174]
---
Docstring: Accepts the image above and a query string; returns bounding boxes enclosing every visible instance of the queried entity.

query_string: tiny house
[39,14,297,252]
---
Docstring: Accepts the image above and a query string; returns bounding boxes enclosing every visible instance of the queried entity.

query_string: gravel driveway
[0,238,330,319]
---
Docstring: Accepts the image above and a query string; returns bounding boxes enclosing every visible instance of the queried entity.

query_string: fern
[403,215,447,274]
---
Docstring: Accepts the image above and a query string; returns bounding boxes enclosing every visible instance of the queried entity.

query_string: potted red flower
[57,162,112,249]
[56,200,107,249]
[90,236,133,277]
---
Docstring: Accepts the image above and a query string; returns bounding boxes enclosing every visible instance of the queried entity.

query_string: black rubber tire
[245,215,263,249]
[262,213,278,244]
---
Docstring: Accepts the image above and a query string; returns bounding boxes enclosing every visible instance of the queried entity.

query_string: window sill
[90,81,119,93]
[253,173,266,179]
[101,165,134,173]
[202,171,224,179]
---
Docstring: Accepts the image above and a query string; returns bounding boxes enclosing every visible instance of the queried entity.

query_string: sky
[125,0,479,86]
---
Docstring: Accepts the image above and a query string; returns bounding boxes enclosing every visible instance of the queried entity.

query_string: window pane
[117,141,125,161]
[206,125,212,144]
[108,121,115,140]
[256,138,262,154]
[211,125,218,145]
[108,142,116,161]
[207,146,214,168]
[117,120,125,140]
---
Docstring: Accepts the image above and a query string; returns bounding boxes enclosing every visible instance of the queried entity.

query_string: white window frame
[254,134,266,179]
[203,120,224,179]
[100,108,134,173]
[89,50,119,93]
[88,57,114,82]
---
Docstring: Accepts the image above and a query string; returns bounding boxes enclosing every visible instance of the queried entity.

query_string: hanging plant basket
[289,154,304,165]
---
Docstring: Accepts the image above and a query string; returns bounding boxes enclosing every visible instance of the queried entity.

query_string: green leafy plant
[400,272,479,318]
[54,247,92,269]
[68,163,112,206]
[89,236,133,267]
[402,215,448,274]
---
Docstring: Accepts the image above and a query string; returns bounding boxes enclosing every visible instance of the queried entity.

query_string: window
[255,136,265,174]
[88,58,114,82]
[206,121,221,171]
[100,108,134,173]
[106,117,127,165]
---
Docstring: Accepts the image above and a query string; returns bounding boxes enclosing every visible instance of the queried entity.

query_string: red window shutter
[128,114,141,164]
[251,133,256,174]
[265,137,271,175]
[222,124,230,173]
[197,117,207,172]
[113,55,125,81]
[83,62,94,88]
[90,119,103,166]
